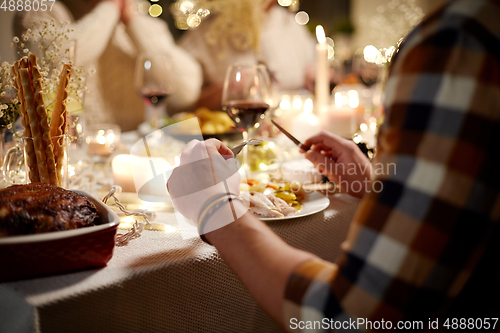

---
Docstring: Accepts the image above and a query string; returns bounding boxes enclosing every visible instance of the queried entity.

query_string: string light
[171,0,300,33]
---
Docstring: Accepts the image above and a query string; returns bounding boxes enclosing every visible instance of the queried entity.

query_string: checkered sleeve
[283,0,500,331]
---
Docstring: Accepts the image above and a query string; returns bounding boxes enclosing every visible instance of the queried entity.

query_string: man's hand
[167,139,242,225]
[302,131,372,198]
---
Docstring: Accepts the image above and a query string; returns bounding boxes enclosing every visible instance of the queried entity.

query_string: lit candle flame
[316,25,326,44]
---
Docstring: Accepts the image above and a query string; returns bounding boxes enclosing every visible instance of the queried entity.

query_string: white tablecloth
[0,193,359,333]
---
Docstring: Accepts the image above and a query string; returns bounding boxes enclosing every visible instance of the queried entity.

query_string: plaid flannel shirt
[284,0,500,331]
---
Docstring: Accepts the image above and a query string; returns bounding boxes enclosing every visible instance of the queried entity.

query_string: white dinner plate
[258,191,330,221]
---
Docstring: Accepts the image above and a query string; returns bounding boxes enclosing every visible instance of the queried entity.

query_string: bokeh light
[293,96,302,109]
[304,98,313,113]
[179,0,194,14]
[295,11,309,25]
[278,0,292,6]
[187,14,201,28]
[363,45,380,63]
[149,4,163,17]
[326,37,335,59]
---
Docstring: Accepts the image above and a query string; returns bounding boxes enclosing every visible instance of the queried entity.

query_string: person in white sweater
[179,2,316,110]
[14,0,202,131]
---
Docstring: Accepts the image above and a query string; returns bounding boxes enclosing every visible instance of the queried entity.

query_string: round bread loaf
[0,183,99,236]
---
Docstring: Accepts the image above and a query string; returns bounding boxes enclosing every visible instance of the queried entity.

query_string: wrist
[198,193,247,244]
[203,208,252,245]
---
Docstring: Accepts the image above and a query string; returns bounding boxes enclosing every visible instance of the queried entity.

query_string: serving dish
[0,190,119,282]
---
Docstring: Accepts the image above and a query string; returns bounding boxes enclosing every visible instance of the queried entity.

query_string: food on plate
[12,55,71,186]
[240,179,304,218]
[0,183,99,237]
[177,107,235,134]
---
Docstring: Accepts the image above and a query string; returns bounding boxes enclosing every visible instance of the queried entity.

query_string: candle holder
[86,124,121,161]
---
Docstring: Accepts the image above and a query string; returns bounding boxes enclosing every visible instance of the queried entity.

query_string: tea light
[86,124,121,157]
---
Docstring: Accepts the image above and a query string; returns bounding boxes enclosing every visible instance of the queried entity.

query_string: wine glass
[222,64,273,171]
[134,54,173,130]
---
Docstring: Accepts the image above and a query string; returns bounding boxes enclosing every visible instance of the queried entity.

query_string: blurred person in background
[178,0,316,110]
[14,0,202,132]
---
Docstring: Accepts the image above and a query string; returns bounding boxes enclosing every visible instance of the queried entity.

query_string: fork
[230,139,263,156]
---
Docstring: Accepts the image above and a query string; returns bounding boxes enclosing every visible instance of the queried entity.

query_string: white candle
[320,105,356,138]
[282,159,323,184]
[86,125,120,157]
[112,154,172,194]
[315,25,330,111]
[112,154,136,193]
[87,141,111,156]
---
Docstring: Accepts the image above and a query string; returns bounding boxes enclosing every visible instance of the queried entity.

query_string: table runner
[1,193,359,333]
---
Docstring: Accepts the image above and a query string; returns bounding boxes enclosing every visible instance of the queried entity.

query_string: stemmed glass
[222,64,273,171]
[134,54,173,130]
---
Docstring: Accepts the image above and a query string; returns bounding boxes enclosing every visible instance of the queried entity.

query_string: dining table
[0,188,360,333]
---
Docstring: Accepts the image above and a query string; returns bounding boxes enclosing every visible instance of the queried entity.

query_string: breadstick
[13,60,40,183]
[49,64,72,186]
[28,54,58,186]
[19,67,50,183]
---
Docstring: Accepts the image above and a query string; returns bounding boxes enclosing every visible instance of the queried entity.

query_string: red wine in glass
[223,100,269,132]
[140,88,171,106]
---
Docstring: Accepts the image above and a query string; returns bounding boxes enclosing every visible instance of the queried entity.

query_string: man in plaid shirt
[285,0,500,329]
[168,0,499,331]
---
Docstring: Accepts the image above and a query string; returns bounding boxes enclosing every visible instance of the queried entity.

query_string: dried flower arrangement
[0,20,95,129]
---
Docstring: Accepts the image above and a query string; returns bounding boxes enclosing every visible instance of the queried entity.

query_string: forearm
[70,1,120,66]
[14,1,118,67]
[52,1,120,67]
[205,211,318,324]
